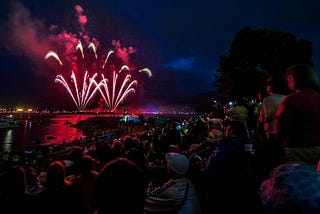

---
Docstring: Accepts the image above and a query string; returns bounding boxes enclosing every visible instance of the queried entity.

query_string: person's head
[68,146,84,162]
[4,165,26,195]
[225,120,248,138]
[93,158,147,214]
[165,152,190,177]
[266,77,285,95]
[260,162,320,213]
[46,161,70,189]
[110,139,125,157]
[266,77,273,95]
[123,135,136,151]
[79,155,97,175]
[285,64,319,92]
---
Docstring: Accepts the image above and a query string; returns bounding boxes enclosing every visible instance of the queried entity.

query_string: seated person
[93,158,147,214]
[200,120,252,212]
[144,152,202,214]
[202,120,251,175]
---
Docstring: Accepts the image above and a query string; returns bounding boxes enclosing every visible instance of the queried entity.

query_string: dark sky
[1,0,320,111]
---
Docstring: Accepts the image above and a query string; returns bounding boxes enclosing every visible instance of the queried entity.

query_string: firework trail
[76,40,84,59]
[42,4,151,112]
[88,42,97,59]
[45,38,149,112]
[45,41,104,111]
[102,50,114,69]
[138,67,152,77]
[55,71,101,111]
[98,53,138,112]
[44,51,63,65]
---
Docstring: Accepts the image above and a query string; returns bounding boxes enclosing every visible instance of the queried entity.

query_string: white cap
[165,152,189,175]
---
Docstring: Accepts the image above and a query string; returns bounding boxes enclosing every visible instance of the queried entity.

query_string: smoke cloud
[112,40,136,65]
[74,5,87,32]
[2,2,51,62]
[1,2,136,75]
[0,2,89,75]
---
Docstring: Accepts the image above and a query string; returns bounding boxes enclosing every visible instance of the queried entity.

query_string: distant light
[27,109,33,112]
[16,108,24,112]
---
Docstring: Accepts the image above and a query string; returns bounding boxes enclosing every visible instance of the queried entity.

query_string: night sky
[0,0,320,111]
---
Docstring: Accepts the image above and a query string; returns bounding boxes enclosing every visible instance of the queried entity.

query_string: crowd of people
[1,63,320,213]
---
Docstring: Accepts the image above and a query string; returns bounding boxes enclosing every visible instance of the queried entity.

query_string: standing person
[260,77,286,140]
[254,77,286,183]
[254,93,265,143]
[274,64,320,165]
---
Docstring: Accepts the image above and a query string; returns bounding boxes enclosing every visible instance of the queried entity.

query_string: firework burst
[45,39,151,112]
[98,64,138,112]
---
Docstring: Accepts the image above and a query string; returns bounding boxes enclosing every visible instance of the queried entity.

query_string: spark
[88,42,97,59]
[44,50,63,65]
[99,71,138,112]
[55,71,101,111]
[138,67,152,77]
[76,40,84,58]
[118,65,130,73]
[45,38,147,112]
[102,50,114,69]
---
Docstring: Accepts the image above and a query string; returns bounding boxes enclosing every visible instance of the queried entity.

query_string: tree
[215,26,313,99]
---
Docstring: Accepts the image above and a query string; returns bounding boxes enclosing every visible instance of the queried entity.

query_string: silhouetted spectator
[254,77,286,178]
[110,138,125,159]
[226,97,249,126]
[71,155,99,214]
[226,97,250,139]
[0,165,39,213]
[274,64,320,165]
[123,135,148,171]
[200,120,253,213]
[260,77,286,140]
[25,169,44,195]
[65,146,84,178]
[38,161,84,214]
[202,120,250,175]
[93,157,147,214]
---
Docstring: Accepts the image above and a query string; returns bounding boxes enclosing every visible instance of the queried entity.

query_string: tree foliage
[215,26,313,99]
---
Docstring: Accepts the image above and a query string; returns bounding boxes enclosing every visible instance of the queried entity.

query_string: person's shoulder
[262,95,272,103]
[263,95,271,100]
[283,92,301,102]
[232,105,248,112]
[277,93,299,109]
[147,179,174,196]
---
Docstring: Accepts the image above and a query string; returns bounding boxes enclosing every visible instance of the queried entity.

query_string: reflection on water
[0,114,95,153]
[3,130,13,151]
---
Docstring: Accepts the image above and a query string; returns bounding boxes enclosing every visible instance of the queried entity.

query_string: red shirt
[274,89,320,147]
